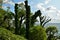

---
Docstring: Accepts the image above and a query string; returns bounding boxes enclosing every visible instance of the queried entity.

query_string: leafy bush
[29,26,47,40]
[46,26,58,40]
[0,28,27,40]
[46,26,58,35]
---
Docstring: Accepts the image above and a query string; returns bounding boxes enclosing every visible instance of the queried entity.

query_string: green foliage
[0,27,26,40]
[0,9,6,21]
[19,26,26,37]
[0,8,14,29]
[46,26,58,40]
[29,26,47,40]
[46,26,58,35]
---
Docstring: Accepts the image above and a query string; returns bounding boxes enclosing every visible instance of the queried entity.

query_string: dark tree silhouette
[38,10,51,27]
[15,4,19,34]
[31,10,42,26]
[25,0,30,39]
[31,10,51,27]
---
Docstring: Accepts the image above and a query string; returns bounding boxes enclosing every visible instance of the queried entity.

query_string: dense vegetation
[0,27,26,40]
[0,0,60,40]
[29,26,47,40]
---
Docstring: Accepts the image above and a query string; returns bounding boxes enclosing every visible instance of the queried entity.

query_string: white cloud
[8,1,15,6]
[36,3,45,12]
[3,0,25,6]
[57,13,60,16]
[46,6,57,13]
[58,10,60,13]
[3,0,9,3]
[17,2,25,5]
[50,19,60,23]
[3,0,15,6]
[46,6,60,21]
[17,2,22,4]
[46,6,57,10]
[45,0,51,4]
[50,6,56,10]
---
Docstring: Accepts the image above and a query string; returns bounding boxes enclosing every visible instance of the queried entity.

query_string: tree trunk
[15,4,19,34]
[25,0,30,39]
[19,16,23,35]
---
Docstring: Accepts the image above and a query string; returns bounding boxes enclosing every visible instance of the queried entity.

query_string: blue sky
[2,0,60,23]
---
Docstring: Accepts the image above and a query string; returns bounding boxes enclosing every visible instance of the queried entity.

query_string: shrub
[0,28,27,40]
[29,26,47,40]
[46,26,58,40]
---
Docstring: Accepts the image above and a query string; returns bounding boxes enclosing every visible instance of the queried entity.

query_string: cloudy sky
[2,0,60,23]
